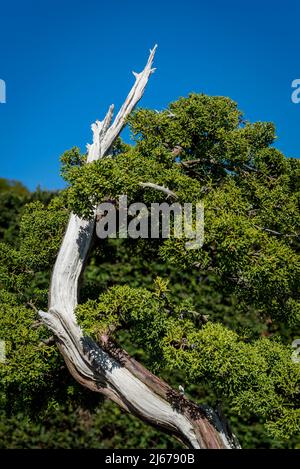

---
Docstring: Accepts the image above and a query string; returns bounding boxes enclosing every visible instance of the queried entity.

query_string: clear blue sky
[0,0,299,191]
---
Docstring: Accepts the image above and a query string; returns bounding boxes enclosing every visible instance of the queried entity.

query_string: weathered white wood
[139,182,178,199]
[39,47,239,449]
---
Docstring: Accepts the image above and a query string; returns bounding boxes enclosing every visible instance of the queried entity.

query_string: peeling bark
[39,46,240,449]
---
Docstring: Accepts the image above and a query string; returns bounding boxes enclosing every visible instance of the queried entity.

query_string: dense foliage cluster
[0,93,299,447]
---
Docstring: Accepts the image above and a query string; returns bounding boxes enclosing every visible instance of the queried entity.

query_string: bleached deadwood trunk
[39,47,240,449]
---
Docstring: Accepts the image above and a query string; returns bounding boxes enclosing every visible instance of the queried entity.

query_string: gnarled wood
[39,47,240,449]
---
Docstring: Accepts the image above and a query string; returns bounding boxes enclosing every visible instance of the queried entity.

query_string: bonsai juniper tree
[38,46,239,449]
[1,47,299,448]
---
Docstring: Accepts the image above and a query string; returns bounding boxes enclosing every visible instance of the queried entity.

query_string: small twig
[139,182,178,199]
[31,320,42,329]
[254,225,282,236]
[180,159,203,166]
[241,165,276,181]
[171,145,183,156]
[27,300,38,313]
[254,224,299,238]
[39,336,56,346]
[180,159,276,181]
[242,164,259,173]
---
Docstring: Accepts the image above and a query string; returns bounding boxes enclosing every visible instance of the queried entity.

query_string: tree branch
[139,182,178,199]
[254,224,299,238]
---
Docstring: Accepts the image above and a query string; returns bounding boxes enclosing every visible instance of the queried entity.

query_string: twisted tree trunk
[39,46,240,449]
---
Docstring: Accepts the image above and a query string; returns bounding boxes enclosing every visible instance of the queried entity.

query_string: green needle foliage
[0,93,299,448]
